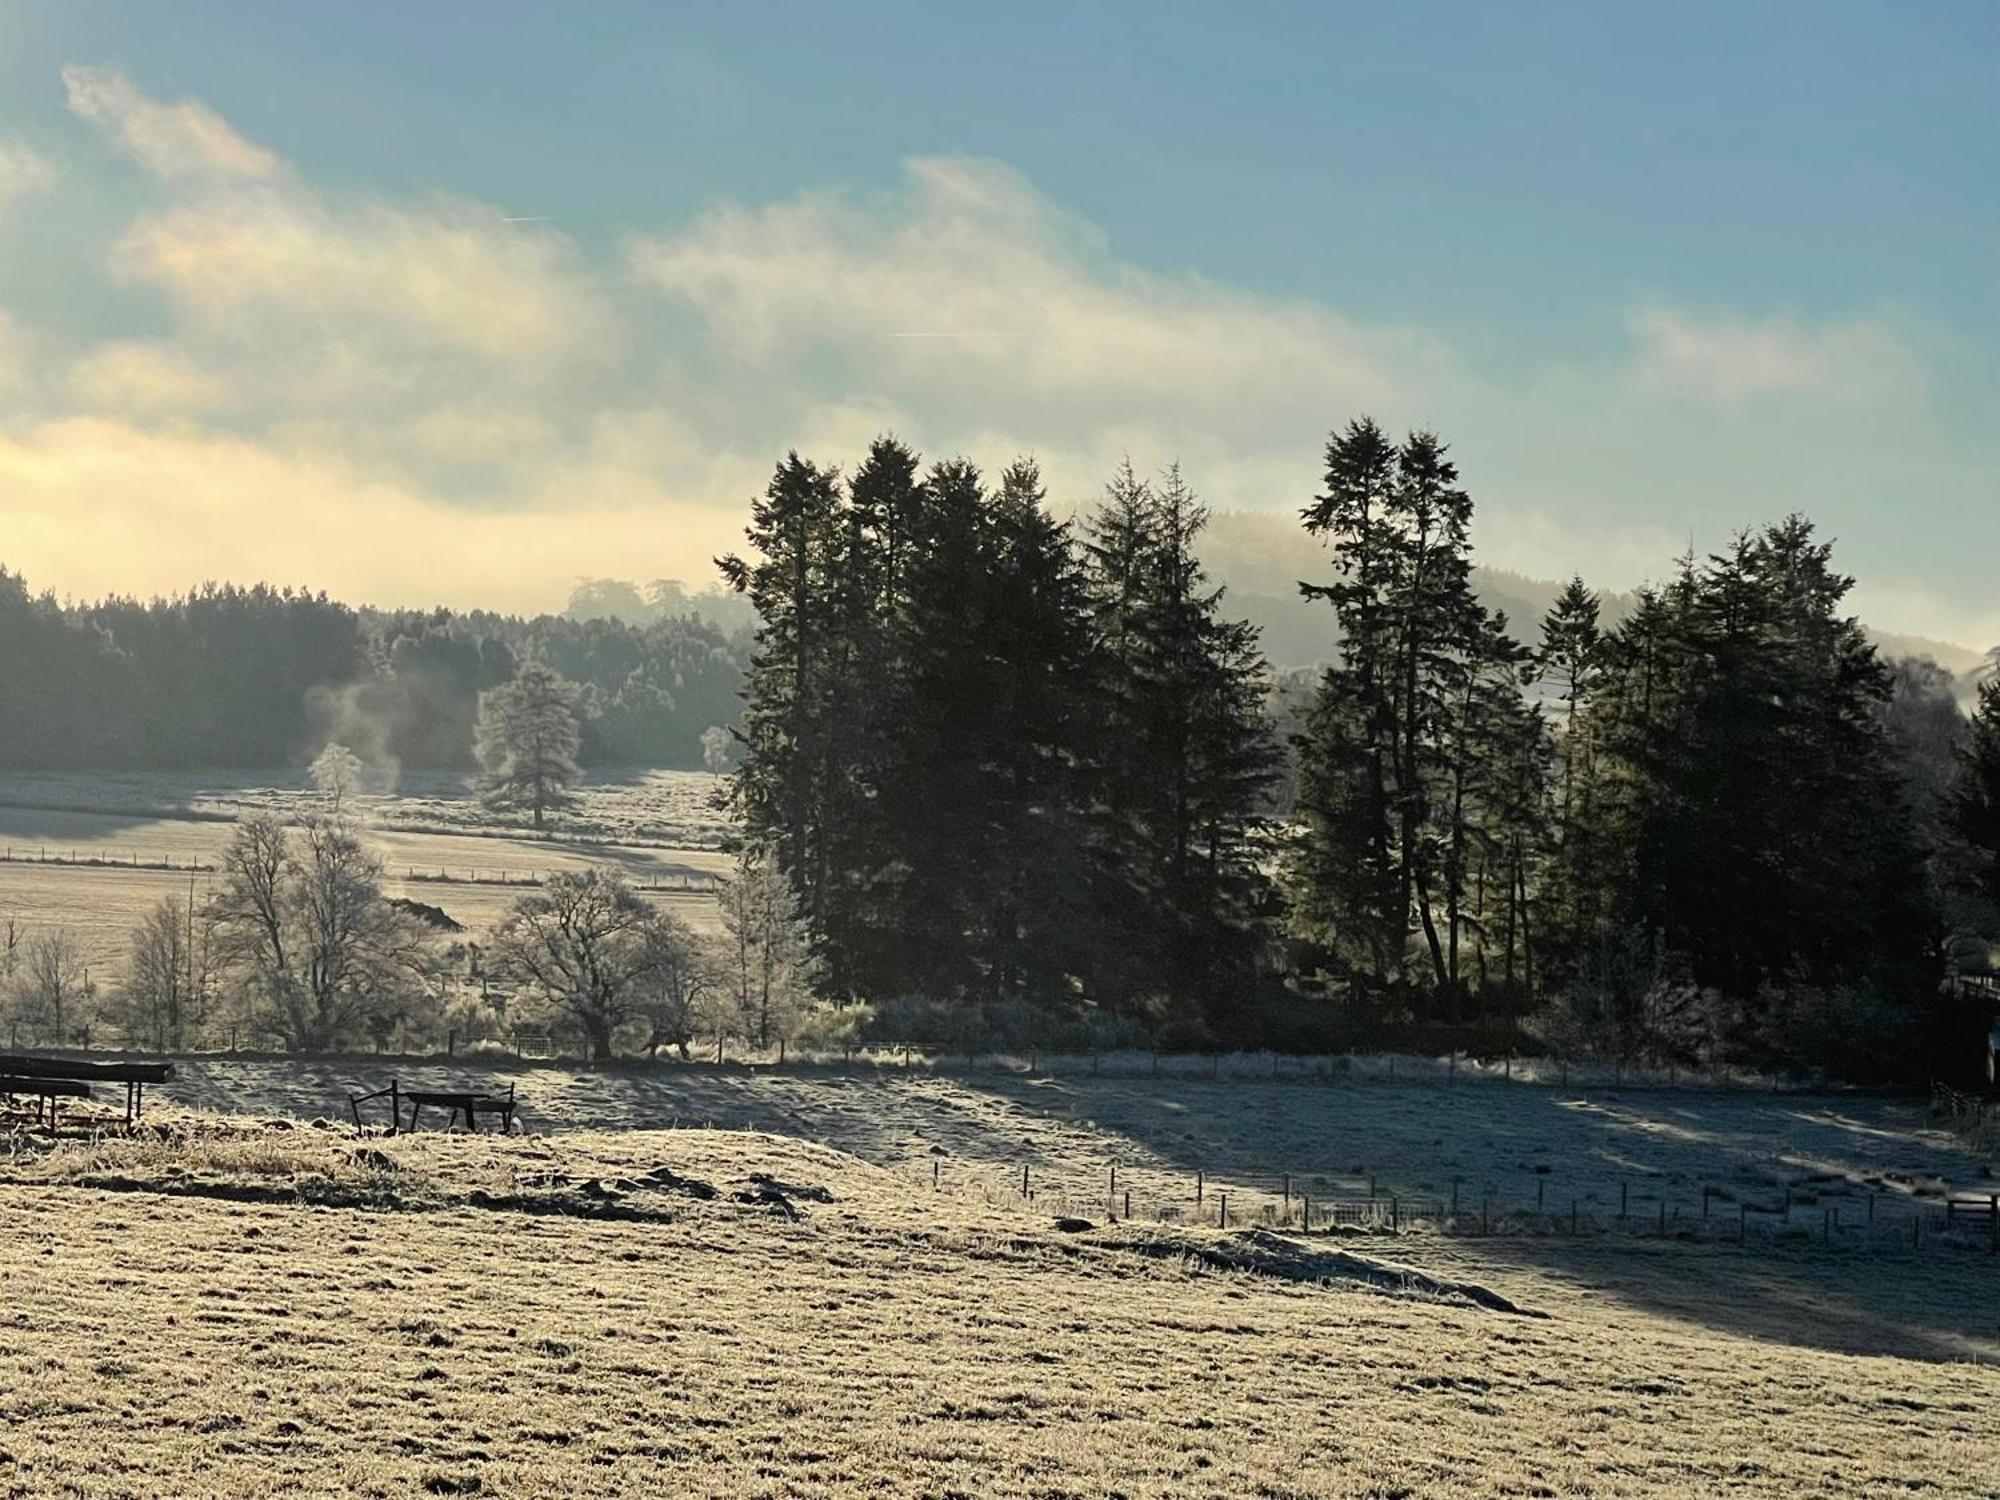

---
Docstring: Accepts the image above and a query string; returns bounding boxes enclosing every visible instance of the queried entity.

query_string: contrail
[504,215,553,223]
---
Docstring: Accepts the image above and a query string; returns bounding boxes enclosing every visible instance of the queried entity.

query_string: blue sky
[1,2,1994,643]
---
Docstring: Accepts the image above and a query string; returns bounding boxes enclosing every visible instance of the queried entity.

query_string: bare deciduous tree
[489,869,704,1061]
[8,927,87,1045]
[634,911,720,1059]
[310,740,366,816]
[210,814,437,1052]
[112,893,217,1052]
[718,851,818,1049]
[700,725,733,774]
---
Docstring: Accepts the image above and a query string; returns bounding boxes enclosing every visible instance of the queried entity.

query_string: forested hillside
[0,570,751,772]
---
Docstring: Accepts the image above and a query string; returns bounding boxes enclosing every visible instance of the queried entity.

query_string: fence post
[1282,1173,1290,1213]
[1537,1178,1545,1213]
[1218,1192,1227,1228]
[1620,1181,1628,1221]
[1021,1162,1029,1196]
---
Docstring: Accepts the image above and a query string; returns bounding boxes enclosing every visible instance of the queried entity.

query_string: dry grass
[0,1117,1995,1497]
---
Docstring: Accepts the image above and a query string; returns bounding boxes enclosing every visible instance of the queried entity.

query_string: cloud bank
[0,66,1988,648]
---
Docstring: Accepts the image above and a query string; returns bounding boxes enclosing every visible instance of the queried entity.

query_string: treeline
[0,571,752,772]
[730,422,2000,1084]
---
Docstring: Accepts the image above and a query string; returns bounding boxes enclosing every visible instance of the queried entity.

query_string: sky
[0,2,1994,645]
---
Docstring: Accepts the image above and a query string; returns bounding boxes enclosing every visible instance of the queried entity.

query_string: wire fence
[0,1026,1952,1099]
[3,1029,1994,1258]
[913,1154,2000,1258]
[0,846,215,873]
[0,847,724,891]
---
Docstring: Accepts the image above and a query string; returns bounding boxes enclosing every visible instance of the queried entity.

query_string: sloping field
[0,1121,1994,1498]
[97,1062,2000,1365]
[158,1061,1993,1232]
[0,795,731,983]
[0,768,734,848]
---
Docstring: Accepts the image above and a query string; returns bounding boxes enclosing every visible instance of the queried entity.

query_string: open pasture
[0,768,736,849]
[116,1060,2000,1364]
[0,1118,1994,1498]
[0,776,733,984]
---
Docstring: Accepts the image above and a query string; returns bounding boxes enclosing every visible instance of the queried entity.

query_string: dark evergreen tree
[1288,421,1525,1010]
[717,453,845,929]
[1950,668,2000,916]
[1083,464,1280,1028]
[1287,419,1403,983]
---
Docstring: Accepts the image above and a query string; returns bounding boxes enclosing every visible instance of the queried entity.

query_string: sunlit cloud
[5,68,1987,649]
[63,64,280,181]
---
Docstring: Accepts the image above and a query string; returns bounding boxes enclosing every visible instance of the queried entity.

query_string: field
[3,772,1998,1495]
[1,1077,1996,1498]
[0,770,735,983]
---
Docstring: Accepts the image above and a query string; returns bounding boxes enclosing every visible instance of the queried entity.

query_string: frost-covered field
[0,766,735,848]
[0,770,736,982]
[0,1101,1994,1496]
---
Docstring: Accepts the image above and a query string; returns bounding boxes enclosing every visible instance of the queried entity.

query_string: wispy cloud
[1625,306,1919,408]
[63,64,280,181]
[0,140,55,215]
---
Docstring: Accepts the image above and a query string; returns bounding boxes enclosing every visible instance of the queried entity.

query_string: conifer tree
[1085,463,1280,1025]
[1950,668,2000,915]
[473,660,583,829]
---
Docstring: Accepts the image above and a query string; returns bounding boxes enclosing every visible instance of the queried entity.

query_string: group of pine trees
[721,440,1279,1036]
[728,422,2000,1082]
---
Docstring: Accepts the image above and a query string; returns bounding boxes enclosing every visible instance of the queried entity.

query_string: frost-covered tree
[310,740,365,816]
[6,927,87,1045]
[718,851,819,1048]
[700,725,733,774]
[209,815,438,1052]
[474,661,583,829]
[111,893,217,1051]
[489,869,699,1061]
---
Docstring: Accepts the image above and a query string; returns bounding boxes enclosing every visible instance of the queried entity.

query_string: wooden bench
[0,1074,92,1128]
[349,1080,518,1135]
[0,1054,173,1127]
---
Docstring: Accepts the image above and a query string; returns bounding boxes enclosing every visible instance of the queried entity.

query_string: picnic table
[0,1053,174,1128]
[349,1079,519,1135]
